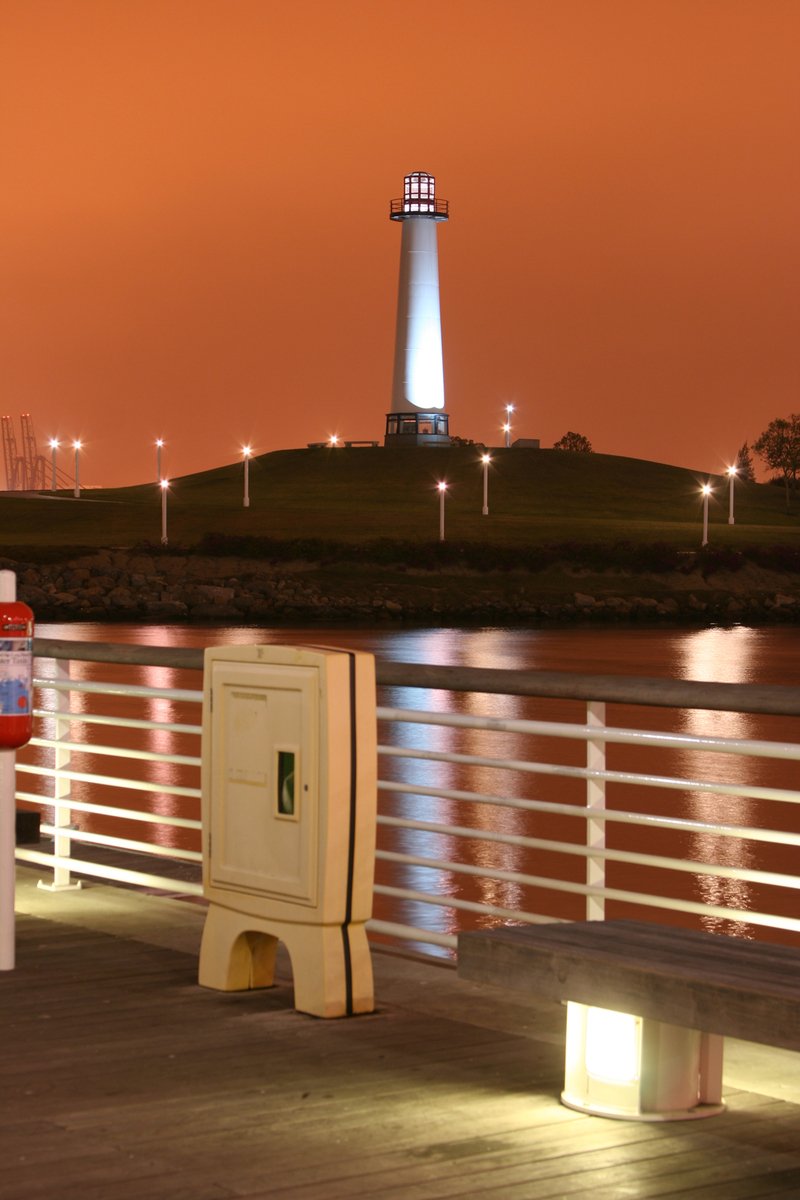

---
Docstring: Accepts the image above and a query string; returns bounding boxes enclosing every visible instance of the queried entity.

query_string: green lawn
[1,446,798,553]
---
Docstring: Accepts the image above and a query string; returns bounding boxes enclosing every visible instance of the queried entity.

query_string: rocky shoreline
[4,548,800,626]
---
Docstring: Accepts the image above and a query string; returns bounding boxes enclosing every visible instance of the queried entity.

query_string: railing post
[38,659,81,892]
[586,700,606,921]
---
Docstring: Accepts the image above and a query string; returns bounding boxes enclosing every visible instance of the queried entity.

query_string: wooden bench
[458,920,800,1121]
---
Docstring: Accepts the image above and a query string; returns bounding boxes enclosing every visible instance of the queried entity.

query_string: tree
[734,442,755,482]
[754,414,800,509]
[553,431,592,453]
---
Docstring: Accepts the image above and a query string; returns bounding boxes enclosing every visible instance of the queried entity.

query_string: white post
[728,469,736,525]
[243,455,250,508]
[38,658,81,892]
[438,484,446,542]
[481,455,490,516]
[702,486,710,546]
[160,481,168,546]
[73,443,81,499]
[586,700,607,922]
[0,570,17,968]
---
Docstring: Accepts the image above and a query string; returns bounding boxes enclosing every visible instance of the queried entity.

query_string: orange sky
[2,0,798,487]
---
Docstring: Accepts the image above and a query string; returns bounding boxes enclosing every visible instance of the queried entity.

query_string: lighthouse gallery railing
[13,638,800,956]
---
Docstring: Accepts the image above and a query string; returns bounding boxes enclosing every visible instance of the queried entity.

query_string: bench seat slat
[457,921,800,1052]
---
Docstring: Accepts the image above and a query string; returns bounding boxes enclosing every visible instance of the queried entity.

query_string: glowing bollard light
[72,440,82,498]
[481,453,491,516]
[48,438,59,492]
[160,479,169,545]
[562,1002,724,1121]
[437,481,448,542]
[328,434,340,447]
[155,438,165,483]
[701,482,712,546]
[727,465,737,525]
[242,445,252,508]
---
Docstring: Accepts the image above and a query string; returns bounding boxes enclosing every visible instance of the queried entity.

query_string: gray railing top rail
[32,637,800,718]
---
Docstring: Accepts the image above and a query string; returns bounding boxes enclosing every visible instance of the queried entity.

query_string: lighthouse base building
[385,172,451,448]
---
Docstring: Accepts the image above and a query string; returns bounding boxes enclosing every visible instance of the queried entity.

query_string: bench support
[562,1002,724,1121]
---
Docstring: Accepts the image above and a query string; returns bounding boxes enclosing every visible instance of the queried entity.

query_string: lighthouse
[384,171,451,447]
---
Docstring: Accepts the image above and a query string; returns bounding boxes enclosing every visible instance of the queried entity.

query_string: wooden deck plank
[2,913,800,1200]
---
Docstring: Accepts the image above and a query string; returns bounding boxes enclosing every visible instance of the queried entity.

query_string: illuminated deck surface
[5,867,800,1200]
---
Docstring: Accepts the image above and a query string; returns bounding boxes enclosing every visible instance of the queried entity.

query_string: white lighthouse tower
[384,171,451,447]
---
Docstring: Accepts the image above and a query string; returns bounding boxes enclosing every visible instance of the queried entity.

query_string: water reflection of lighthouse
[385,171,451,446]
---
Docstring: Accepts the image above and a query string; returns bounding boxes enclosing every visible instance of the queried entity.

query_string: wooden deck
[3,872,800,1199]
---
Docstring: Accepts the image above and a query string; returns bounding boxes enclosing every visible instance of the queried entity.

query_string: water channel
[28,621,800,950]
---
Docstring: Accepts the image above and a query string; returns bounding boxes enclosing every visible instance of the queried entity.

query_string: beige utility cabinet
[198,644,377,1017]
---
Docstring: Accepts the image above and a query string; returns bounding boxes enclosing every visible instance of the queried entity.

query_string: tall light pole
[701,483,711,546]
[727,465,737,525]
[242,445,252,508]
[160,479,169,545]
[49,438,59,492]
[481,453,491,516]
[437,481,448,542]
[504,404,514,449]
[156,438,164,483]
[72,440,82,498]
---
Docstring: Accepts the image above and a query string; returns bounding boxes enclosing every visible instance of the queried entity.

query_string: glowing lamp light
[562,1001,724,1121]
[329,434,340,447]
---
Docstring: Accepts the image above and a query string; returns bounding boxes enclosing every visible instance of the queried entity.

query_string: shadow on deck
[4,867,800,1200]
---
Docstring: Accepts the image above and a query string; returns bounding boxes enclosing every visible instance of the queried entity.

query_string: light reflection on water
[29,620,800,946]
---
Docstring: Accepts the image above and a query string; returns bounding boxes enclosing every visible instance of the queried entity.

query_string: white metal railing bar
[33,708,202,735]
[376,849,800,934]
[378,706,800,762]
[16,790,201,829]
[374,884,565,925]
[29,737,201,768]
[15,847,205,897]
[378,781,800,846]
[38,824,203,863]
[376,813,800,890]
[379,744,800,807]
[366,919,456,950]
[34,678,204,703]
[16,761,201,799]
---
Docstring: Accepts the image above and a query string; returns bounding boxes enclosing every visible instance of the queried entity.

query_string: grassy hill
[1,445,798,554]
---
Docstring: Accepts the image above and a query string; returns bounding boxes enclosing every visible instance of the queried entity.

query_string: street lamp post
[727,465,737,525]
[504,404,514,449]
[242,445,252,508]
[481,453,491,516]
[160,479,169,545]
[156,438,164,483]
[701,483,711,546]
[49,439,59,492]
[437,481,448,542]
[72,440,82,498]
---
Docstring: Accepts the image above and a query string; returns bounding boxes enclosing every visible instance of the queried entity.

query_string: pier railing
[14,638,800,957]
